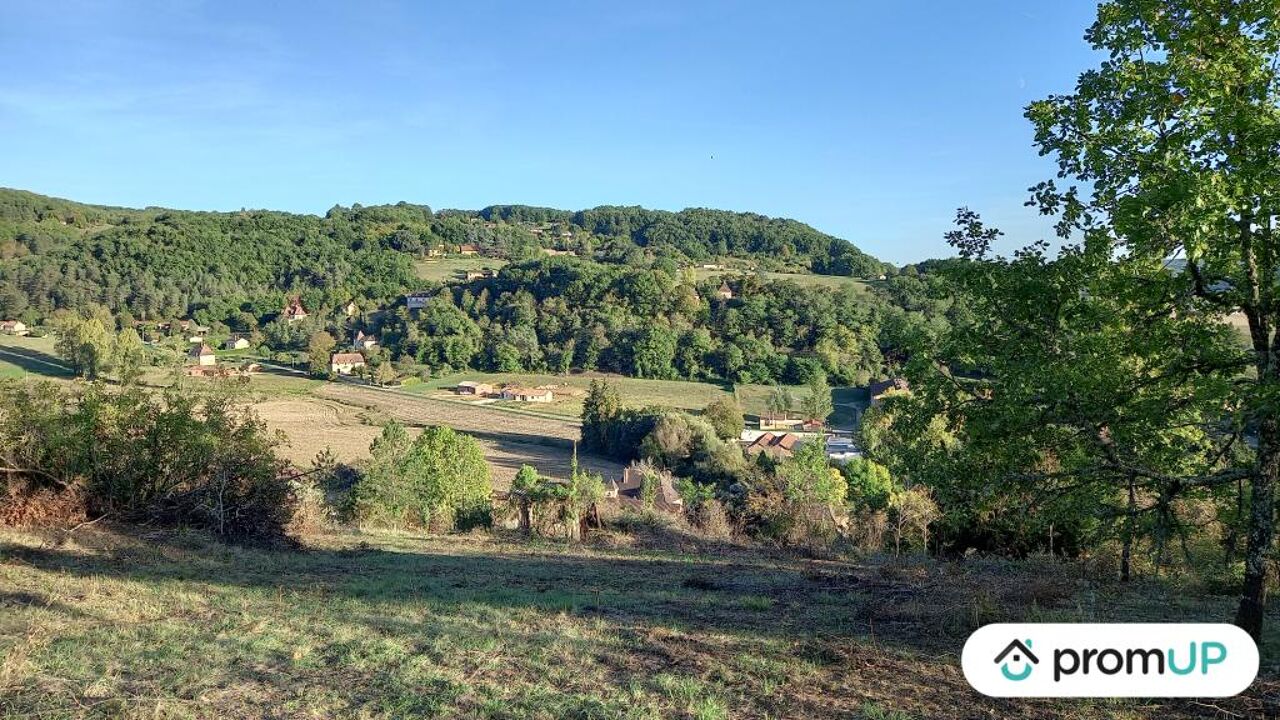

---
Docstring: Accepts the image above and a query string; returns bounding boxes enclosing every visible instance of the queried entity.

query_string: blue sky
[0,1,1099,264]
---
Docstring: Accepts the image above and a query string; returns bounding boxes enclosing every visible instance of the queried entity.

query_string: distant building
[455,380,495,396]
[282,296,308,322]
[464,268,497,281]
[330,352,365,375]
[869,378,910,406]
[610,462,684,512]
[224,336,250,350]
[405,292,432,310]
[0,320,28,336]
[500,385,554,403]
[715,282,734,300]
[745,432,802,459]
[457,244,480,256]
[352,330,378,350]
[825,435,862,465]
[342,300,360,317]
[544,248,576,256]
[188,343,217,367]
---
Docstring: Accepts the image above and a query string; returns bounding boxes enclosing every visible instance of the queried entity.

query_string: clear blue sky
[0,1,1100,264]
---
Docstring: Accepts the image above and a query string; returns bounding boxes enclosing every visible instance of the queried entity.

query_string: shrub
[351,422,492,531]
[0,380,294,543]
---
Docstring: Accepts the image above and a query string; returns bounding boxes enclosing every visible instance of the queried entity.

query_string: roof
[330,352,365,364]
[188,343,215,357]
[747,432,802,454]
[869,378,910,397]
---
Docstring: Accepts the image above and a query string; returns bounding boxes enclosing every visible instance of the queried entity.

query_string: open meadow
[415,257,509,283]
[1,524,1275,720]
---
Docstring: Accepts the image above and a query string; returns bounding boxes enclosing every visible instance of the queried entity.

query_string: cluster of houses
[736,377,909,464]
[1,320,28,336]
[455,380,554,403]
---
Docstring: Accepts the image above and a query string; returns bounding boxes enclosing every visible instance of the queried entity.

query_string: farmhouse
[188,343,217,367]
[745,432,802,459]
[457,244,479,256]
[715,282,734,300]
[608,462,684,512]
[869,377,910,406]
[352,330,378,350]
[330,352,365,375]
[543,248,576,257]
[224,336,250,350]
[0,320,28,336]
[405,292,432,310]
[281,296,308,322]
[464,268,497,281]
[455,381,494,396]
[500,385,554,403]
[342,300,360,317]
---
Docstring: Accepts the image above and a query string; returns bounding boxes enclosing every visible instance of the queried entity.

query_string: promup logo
[994,639,1038,681]
[963,624,1258,697]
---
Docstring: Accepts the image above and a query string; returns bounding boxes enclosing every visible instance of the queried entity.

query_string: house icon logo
[994,639,1038,681]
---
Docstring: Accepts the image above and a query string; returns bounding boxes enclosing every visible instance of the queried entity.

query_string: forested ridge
[0,187,943,385]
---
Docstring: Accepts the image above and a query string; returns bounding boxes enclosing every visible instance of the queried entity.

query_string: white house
[224,336,251,350]
[188,344,217,367]
[330,352,366,375]
[0,320,28,336]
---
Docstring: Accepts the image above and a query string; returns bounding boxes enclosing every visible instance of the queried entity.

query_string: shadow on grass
[0,344,74,377]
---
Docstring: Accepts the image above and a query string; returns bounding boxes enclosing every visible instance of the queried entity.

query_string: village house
[457,244,479,256]
[188,343,217,367]
[500,385,554,403]
[455,380,494,396]
[869,377,910,406]
[544,248,576,257]
[606,462,684,513]
[405,292,432,310]
[281,296,308,322]
[715,281,734,300]
[342,300,360,317]
[330,352,365,375]
[352,330,378,350]
[0,320,28,336]
[744,432,802,459]
[464,268,498,281]
[224,336,250,350]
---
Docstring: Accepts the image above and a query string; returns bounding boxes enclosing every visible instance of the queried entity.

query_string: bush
[352,422,492,531]
[0,380,294,543]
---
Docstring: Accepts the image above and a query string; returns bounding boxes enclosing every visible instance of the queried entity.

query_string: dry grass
[1,525,1274,719]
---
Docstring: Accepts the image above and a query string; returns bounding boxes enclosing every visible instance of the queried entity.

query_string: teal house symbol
[994,639,1038,681]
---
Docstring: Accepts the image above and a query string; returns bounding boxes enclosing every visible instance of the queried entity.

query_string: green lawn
[401,371,862,428]
[415,257,509,283]
[693,267,874,293]
[0,525,1268,719]
[0,334,73,379]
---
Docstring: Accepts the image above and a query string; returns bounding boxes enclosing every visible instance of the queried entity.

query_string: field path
[312,383,623,487]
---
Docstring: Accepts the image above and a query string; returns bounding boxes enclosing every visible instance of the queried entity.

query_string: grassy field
[1,524,1274,719]
[415,257,509,282]
[693,267,874,293]
[0,334,72,379]
[405,372,864,429]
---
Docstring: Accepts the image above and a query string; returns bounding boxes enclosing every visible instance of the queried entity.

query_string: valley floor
[1,525,1275,719]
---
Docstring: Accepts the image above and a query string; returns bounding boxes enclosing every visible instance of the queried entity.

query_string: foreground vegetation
[1,524,1275,720]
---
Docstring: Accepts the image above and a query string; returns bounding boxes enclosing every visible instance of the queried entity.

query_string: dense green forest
[0,188,944,385]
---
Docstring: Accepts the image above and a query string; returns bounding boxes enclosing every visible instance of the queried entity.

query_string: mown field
[1,525,1275,719]
[414,257,509,282]
[404,372,865,429]
[692,267,874,293]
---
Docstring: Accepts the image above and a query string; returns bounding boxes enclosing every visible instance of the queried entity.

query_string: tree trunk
[1236,417,1278,641]
[1120,474,1136,583]
[518,498,531,535]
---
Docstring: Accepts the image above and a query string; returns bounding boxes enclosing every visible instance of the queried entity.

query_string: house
[188,343,217,367]
[701,263,726,271]
[455,381,495,396]
[330,352,365,375]
[611,462,684,512]
[464,268,497,281]
[500,385,554,403]
[745,432,802,459]
[405,292,432,310]
[0,320,28,336]
[342,300,360,317]
[715,282,734,300]
[825,435,862,465]
[352,330,378,350]
[282,296,308,322]
[544,248,576,257]
[224,336,251,350]
[457,244,479,256]
[869,378,910,406]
